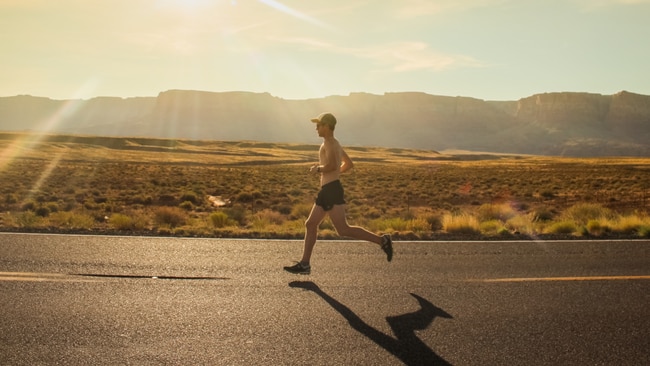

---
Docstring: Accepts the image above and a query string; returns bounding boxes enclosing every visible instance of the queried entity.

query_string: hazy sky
[1,0,649,101]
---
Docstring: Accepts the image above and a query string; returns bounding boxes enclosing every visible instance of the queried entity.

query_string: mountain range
[1,90,649,156]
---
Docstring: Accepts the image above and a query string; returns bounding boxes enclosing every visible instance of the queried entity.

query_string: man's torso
[319,138,342,186]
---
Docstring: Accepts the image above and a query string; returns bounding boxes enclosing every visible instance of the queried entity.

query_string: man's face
[316,122,329,136]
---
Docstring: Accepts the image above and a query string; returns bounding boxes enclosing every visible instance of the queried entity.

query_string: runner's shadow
[289,281,453,366]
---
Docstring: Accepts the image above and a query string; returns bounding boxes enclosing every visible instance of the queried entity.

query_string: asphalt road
[1,233,649,365]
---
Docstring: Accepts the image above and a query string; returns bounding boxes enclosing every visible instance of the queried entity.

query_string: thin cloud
[592,0,650,3]
[224,20,273,36]
[365,42,484,72]
[273,36,335,49]
[257,0,333,29]
[393,0,508,18]
[571,0,650,8]
[272,37,484,72]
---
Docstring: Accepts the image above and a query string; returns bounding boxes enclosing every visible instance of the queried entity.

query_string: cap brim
[310,118,320,123]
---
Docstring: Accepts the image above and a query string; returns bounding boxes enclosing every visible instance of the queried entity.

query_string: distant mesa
[0,90,648,156]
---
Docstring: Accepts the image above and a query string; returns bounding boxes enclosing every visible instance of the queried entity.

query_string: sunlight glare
[26,152,63,201]
[0,100,82,172]
[157,0,214,11]
[0,80,95,173]
[257,0,330,28]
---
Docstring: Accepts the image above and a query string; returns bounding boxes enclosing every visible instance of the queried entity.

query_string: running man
[283,112,393,275]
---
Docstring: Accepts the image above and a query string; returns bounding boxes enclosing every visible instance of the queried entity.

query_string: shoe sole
[283,268,311,275]
[382,236,393,262]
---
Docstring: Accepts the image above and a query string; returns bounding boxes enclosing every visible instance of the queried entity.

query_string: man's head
[310,112,337,131]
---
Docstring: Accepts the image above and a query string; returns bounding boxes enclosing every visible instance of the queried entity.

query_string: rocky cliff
[1,90,649,156]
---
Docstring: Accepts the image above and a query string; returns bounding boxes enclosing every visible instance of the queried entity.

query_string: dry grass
[442,214,481,235]
[1,132,649,239]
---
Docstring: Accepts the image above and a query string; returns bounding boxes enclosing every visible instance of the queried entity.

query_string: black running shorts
[315,180,346,211]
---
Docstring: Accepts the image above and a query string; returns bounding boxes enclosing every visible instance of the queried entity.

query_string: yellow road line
[472,275,650,283]
[0,272,227,282]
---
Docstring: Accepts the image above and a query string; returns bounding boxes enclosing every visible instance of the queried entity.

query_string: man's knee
[305,217,320,230]
[333,222,352,236]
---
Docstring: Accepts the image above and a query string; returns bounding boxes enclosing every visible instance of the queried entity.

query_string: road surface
[1,233,649,365]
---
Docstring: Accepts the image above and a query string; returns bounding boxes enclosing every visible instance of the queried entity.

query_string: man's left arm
[340,149,354,173]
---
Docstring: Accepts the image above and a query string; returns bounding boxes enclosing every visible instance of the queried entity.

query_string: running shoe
[283,262,311,275]
[381,234,393,262]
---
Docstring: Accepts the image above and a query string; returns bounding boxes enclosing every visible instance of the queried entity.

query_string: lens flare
[257,0,331,28]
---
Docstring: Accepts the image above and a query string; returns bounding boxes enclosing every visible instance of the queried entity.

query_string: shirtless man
[283,112,393,275]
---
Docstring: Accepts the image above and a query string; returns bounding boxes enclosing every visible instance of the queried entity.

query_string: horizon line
[1,89,643,102]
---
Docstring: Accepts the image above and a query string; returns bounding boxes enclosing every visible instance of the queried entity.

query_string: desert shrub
[83,198,98,210]
[180,192,199,204]
[236,192,254,203]
[497,227,512,236]
[109,214,133,230]
[153,206,187,228]
[540,190,556,199]
[442,214,480,235]
[5,194,18,204]
[179,201,194,211]
[49,211,95,229]
[61,200,77,211]
[613,215,647,234]
[319,229,338,239]
[361,206,383,220]
[281,219,307,234]
[477,203,517,222]
[534,207,555,221]
[249,209,286,231]
[35,206,50,217]
[586,219,607,236]
[21,200,37,211]
[425,214,443,231]
[158,194,176,205]
[210,211,233,228]
[224,206,247,226]
[253,209,285,226]
[516,202,530,211]
[274,204,292,215]
[638,225,650,238]
[546,220,577,234]
[369,216,431,233]
[367,217,431,232]
[17,211,40,227]
[369,217,408,232]
[130,195,153,205]
[35,194,48,203]
[406,217,431,232]
[563,203,611,225]
[74,194,86,203]
[505,214,536,235]
[109,213,147,230]
[319,219,335,232]
[46,202,60,213]
[480,220,505,235]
